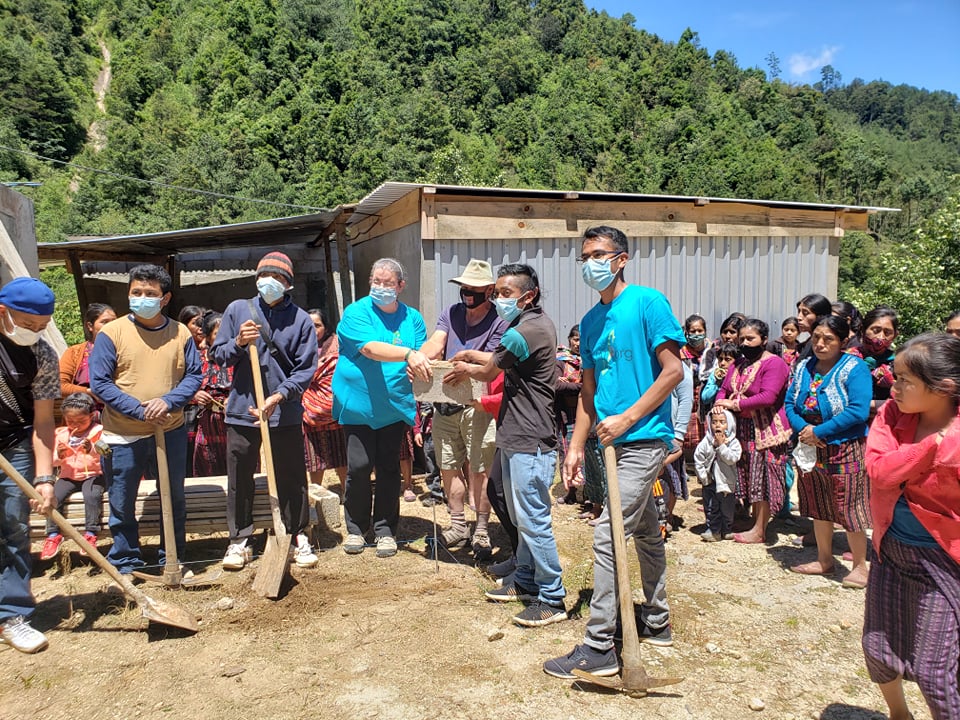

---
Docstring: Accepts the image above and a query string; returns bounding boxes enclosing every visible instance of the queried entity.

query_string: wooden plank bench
[29,475,342,540]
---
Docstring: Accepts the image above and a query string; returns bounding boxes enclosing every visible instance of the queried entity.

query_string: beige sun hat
[449,258,495,287]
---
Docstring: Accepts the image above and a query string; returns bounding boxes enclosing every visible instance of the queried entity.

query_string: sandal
[403,489,416,502]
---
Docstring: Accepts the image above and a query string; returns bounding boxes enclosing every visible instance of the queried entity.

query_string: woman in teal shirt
[333,258,430,558]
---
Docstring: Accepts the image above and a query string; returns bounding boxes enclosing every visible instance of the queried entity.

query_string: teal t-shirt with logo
[579,284,685,446]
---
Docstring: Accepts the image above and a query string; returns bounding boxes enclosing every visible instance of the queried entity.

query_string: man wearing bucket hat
[211,251,319,570]
[0,277,60,653]
[418,258,507,559]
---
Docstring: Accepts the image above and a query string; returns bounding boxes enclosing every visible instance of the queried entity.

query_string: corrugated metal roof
[38,207,350,260]
[347,182,899,224]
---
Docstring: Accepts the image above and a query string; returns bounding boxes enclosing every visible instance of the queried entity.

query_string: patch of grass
[784,616,799,629]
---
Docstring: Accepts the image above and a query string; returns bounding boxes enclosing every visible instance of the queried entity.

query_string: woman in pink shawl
[713,318,792,543]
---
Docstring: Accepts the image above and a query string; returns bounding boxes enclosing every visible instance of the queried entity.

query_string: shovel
[131,426,221,589]
[572,445,683,697]
[248,344,291,598]
[0,453,198,633]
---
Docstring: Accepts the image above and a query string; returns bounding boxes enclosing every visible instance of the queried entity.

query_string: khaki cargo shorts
[432,405,497,473]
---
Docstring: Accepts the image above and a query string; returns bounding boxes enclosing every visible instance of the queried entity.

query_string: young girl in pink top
[39,393,105,560]
[863,332,960,720]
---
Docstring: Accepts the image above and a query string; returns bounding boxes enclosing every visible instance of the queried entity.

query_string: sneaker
[40,533,63,561]
[487,555,517,578]
[222,541,252,570]
[441,524,471,549]
[639,622,674,647]
[375,536,398,558]
[0,616,48,654]
[471,531,492,561]
[343,534,366,555]
[700,530,722,543]
[513,600,567,627]
[294,534,319,568]
[78,532,97,557]
[420,496,443,507]
[543,643,619,679]
[485,582,536,603]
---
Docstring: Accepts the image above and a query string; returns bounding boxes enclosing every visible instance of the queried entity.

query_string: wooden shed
[347,182,895,337]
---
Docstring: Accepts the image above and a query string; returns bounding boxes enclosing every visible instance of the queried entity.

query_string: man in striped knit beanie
[210,251,319,570]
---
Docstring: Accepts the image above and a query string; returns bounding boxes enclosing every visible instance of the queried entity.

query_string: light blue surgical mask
[257,276,287,305]
[581,257,618,292]
[370,286,398,307]
[494,297,522,323]
[129,296,163,320]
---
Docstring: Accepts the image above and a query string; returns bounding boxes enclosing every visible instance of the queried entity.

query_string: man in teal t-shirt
[543,226,685,681]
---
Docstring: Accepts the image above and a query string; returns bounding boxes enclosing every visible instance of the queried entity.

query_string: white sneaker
[1,616,48,653]
[294,533,318,568]
[222,541,252,570]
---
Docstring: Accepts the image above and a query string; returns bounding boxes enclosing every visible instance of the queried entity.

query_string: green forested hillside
[2,0,959,322]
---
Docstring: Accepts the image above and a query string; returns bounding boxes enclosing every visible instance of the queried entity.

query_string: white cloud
[788,46,841,78]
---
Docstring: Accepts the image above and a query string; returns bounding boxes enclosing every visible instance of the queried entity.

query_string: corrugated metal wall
[429,235,835,340]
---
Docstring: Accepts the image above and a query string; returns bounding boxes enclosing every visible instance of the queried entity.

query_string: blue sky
[588,1,960,95]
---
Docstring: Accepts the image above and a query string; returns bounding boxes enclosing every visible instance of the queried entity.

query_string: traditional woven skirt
[582,435,607,506]
[662,455,689,500]
[863,534,960,718]
[399,426,415,462]
[303,423,348,472]
[193,408,228,477]
[797,436,870,532]
[735,414,787,513]
[682,391,705,454]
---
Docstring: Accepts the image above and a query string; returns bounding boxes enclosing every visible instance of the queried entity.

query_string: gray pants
[585,440,669,651]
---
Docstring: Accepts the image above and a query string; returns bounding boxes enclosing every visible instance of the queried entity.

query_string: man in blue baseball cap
[0,277,59,653]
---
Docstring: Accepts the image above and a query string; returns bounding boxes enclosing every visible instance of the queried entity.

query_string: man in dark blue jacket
[210,252,318,570]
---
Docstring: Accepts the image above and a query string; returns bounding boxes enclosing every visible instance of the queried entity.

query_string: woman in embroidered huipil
[785,315,873,588]
[847,306,899,422]
[713,318,792,544]
[192,311,233,476]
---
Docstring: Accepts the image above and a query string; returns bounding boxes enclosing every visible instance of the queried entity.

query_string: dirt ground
[1,474,933,720]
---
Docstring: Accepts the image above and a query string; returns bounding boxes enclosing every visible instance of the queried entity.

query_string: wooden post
[165,254,180,318]
[322,231,341,324]
[66,251,90,314]
[335,219,353,308]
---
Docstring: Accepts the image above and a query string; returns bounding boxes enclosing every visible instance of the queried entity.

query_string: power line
[0,144,326,212]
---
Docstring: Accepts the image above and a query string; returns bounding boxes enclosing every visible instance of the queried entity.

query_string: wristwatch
[33,474,55,487]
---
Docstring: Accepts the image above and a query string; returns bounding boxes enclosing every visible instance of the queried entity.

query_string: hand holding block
[413,361,484,404]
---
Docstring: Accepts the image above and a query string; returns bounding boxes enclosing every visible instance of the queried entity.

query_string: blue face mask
[370,286,398,307]
[581,256,619,292]
[494,297,522,323]
[129,296,163,320]
[257,276,287,305]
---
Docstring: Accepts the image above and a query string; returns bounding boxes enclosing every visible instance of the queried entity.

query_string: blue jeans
[104,426,187,573]
[0,438,36,622]
[500,447,565,605]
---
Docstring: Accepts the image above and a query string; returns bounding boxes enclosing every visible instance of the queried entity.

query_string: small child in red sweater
[39,393,105,560]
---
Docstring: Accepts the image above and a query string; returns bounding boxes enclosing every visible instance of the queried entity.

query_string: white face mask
[2,315,40,346]
[257,276,287,305]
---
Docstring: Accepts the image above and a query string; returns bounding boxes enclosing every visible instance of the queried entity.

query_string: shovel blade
[180,569,224,588]
[139,594,200,632]
[252,533,291,599]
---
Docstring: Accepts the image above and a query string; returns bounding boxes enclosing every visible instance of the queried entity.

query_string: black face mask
[739,343,764,362]
[460,288,488,308]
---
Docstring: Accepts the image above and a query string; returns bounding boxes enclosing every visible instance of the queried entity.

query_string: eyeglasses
[576,250,623,264]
